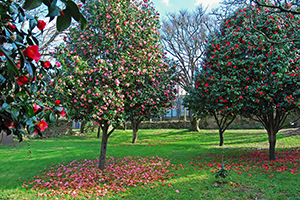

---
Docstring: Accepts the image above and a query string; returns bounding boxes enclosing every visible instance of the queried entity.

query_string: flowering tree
[203,5,300,160]
[0,0,85,141]
[183,68,238,146]
[124,58,178,143]
[51,0,176,168]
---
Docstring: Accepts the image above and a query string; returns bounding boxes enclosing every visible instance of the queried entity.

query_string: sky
[151,0,222,17]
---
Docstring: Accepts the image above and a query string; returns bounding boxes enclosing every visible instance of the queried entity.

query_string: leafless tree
[160,5,215,131]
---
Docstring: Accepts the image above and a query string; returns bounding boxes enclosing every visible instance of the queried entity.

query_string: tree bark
[189,112,200,132]
[131,119,140,143]
[268,130,277,160]
[80,120,86,133]
[98,124,109,170]
[97,126,101,138]
[219,129,224,146]
[123,121,127,130]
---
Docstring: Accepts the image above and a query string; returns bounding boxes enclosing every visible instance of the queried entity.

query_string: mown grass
[0,128,299,199]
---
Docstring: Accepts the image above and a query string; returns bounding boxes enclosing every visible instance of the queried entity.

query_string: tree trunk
[97,126,101,138]
[123,121,126,130]
[80,120,86,133]
[268,130,277,160]
[219,129,224,146]
[131,119,140,143]
[189,113,200,132]
[98,125,109,170]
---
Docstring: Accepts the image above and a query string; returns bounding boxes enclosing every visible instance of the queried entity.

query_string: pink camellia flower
[42,61,51,69]
[37,120,48,132]
[23,45,41,62]
[55,62,61,67]
[33,104,41,113]
[37,20,46,30]
[17,75,29,86]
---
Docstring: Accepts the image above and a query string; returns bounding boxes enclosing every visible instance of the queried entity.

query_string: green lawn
[0,128,299,199]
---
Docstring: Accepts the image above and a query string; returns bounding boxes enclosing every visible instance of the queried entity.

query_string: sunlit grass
[0,128,299,199]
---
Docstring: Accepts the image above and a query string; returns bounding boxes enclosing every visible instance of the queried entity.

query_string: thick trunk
[268,130,277,160]
[131,119,140,143]
[80,120,86,133]
[98,125,109,170]
[189,113,200,132]
[219,129,224,146]
[97,126,101,138]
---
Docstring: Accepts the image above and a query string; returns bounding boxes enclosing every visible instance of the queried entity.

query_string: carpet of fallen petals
[23,156,178,198]
[190,149,300,176]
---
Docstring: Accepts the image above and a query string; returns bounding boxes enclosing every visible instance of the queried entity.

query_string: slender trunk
[98,125,109,170]
[219,129,224,146]
[80,120,86,133]
[268,130,277,160]
[123,121,126,130]
[131,119,140,143]
[97,126,101,138]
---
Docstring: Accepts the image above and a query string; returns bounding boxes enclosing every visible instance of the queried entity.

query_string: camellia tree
[0,0,85,140]
[50,0,177,169]
[124,58,178,143]
[183,68,239,146]
[203,5,300,160]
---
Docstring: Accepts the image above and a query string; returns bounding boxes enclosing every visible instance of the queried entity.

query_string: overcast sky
[151,0,222,17]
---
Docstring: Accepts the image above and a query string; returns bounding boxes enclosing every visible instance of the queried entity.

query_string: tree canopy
[197,4,300,160]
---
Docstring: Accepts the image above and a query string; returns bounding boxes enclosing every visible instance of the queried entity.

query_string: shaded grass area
[0,128,299,199]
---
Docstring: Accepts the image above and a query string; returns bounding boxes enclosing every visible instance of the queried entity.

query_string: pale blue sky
[151,0,222,17]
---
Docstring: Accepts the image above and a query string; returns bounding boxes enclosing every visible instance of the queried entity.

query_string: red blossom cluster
[23,156,177,198]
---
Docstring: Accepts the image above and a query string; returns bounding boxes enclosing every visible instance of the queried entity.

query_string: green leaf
[9,4,18,15]
[25,62,34,79]
[56,107,64,112]
[31,83,38,93]
[79,12,87,30]
[28,125,36,133]
[11,108,20,121]
[23,0,43,10]
[0,74,6,83]
[49,113,56,122]
[25,106,35,118]
[47,0,59,18]
[29,18,38,30]
[56,10,71,32]
[2,103,11,110]
[6,96,14,104]
[66,1,80,21]
[1,47,19,76]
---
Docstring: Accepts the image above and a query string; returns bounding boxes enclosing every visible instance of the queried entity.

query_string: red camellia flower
[42,61,51,69]
[23,45,41,62]
[17,75,29,86]
[4,119,15,128]
[59,107,67,117]
[37,120,48,132]
[55,100,60,105]
[37,20,46,30]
